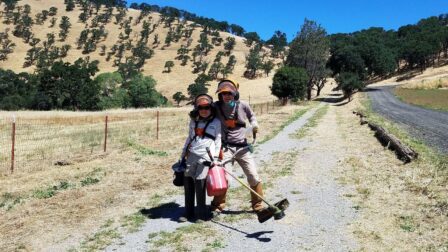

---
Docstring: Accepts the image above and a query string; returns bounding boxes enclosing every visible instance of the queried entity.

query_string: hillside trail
[105,90,361,251]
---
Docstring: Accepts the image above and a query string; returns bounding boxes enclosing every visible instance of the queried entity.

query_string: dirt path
[105,92,363,251]
[367,85,448,154]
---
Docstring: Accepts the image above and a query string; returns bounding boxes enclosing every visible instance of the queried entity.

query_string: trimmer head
[256,198,289,223]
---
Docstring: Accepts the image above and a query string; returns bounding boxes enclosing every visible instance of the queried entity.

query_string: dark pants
[184,176,207,220]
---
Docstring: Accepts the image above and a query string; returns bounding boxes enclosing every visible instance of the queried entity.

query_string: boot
[181,176,195,222]
[211,191,227,217]
[195,179,208,221]
[250,182,264,213]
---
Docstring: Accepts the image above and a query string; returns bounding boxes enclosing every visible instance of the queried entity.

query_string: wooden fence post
[103,115,108,152]
[156,110,160,140]
[11,114,15,174]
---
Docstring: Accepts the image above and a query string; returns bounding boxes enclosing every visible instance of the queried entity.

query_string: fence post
[11,114,15,174]
[103,115,108,152]
[156,110,160,140]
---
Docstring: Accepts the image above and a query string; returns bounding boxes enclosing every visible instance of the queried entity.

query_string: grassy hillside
[0,0,279,102]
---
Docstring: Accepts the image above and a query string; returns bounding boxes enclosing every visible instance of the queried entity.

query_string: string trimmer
[206,133,289,223]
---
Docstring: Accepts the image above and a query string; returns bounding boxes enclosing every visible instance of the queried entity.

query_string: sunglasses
[221,92,233,96]
[198,105,211,110]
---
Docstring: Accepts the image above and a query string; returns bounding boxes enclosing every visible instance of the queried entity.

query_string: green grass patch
[258,103,317,144]
[205,239,226,250]
[149,223,214,251]
[80,227,121,251]
[294,105,329,139]
[126,140,168,156]
[0,192,23,210]
[121,212,146,233]
[32,181,74,199]
[394,88,448,111]
[398,215,416,232]
[80,176,100,186]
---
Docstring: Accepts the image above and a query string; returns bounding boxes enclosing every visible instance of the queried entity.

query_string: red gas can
[206,165,228,196]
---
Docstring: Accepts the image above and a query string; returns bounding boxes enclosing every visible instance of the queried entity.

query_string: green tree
[245,44,262,78]
[224,36,236,56]
[172,91,187,106]
[261,60,275,77]
[271,66,308,103]
[95,72,130,109]
[164,60,174,72]
[58,16,71,41]
[34,58,100,110]
[286,19,330,99]
[128,74,167,107]
[244,32,261,47]
[336,72,364,101]
[65,0,75,11]
[266,30,287,57]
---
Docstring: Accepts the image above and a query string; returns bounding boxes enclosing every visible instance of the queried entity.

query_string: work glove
[253,126,259,134]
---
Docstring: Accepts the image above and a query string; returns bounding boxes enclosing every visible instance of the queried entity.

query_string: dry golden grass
[0,0,279,102]
[0,100,306,251]
[400,77,448,90]
[335,92,448,250]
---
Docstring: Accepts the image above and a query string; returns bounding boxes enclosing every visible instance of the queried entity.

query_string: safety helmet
[216,78,240,101]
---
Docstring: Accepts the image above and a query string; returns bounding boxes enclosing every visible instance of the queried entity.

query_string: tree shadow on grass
[140,202,184,222]
[211,220,273,242]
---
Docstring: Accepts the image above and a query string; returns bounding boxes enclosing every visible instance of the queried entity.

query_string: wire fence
[0,100,283,175]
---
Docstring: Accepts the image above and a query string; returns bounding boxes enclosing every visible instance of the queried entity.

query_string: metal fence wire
[0,100,282,174]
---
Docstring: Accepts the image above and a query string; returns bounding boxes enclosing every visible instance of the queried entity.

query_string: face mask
[225,100,235,107]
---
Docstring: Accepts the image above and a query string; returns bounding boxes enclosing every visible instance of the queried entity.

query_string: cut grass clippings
[394,88,448,111]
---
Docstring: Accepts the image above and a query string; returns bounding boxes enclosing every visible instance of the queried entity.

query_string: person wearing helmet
[179,94,222,222]
[211,79,265,218]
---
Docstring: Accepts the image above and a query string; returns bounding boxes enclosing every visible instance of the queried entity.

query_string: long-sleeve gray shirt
[214,100,258,144]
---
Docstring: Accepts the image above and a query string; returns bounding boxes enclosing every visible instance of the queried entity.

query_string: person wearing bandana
[211,79,266,219]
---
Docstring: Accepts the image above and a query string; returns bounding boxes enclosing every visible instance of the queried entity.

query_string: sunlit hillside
[0,0,280,102]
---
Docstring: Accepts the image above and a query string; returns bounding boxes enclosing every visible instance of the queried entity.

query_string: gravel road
[367,85,448,154]
[106,102,358,251]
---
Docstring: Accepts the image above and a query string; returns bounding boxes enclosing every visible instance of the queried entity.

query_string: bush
[271,66,308,101]
[336,72,364,101]
[128,74,167,107]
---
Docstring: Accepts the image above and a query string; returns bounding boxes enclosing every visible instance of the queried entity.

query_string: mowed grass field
[394,88,448,111]
[0,100,314,251]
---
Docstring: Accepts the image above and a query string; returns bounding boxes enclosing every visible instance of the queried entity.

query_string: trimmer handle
[205,147,214,162]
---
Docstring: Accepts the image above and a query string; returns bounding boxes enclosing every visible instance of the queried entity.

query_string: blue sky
[129,1,448,41]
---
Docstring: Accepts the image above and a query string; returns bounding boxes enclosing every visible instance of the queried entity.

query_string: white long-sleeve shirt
[181,117,222,160]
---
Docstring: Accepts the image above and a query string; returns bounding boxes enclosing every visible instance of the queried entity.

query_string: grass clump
[126,140,168,156]
[32,181,74,199]
[121,212,146,233]
[149,223,215,251]
[398,215,416,232]
[80,176,100,186]
[0,192,23,210]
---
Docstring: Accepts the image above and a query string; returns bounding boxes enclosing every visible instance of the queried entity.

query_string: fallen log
[353,111,418,163]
